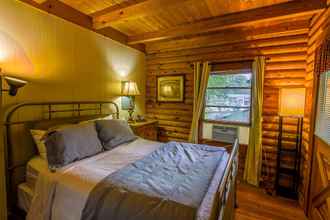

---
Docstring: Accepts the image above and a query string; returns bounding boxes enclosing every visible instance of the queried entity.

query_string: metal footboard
[218,138,239,220]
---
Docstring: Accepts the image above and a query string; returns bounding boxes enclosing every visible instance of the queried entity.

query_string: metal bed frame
[3,100,239,220]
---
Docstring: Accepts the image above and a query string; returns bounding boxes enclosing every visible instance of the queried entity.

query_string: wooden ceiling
[24,0,327,51]
[90,0,293,35]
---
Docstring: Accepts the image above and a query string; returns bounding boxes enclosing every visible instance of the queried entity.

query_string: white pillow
[30,129,48,160]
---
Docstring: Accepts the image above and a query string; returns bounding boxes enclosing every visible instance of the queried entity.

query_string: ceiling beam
[31,0,48,3]
[92,0,196,30]
[19,0,145,52]
[128,0,327,44]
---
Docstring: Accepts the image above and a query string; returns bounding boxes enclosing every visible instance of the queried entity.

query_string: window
[315,70,330,145]
[204,71,252,125]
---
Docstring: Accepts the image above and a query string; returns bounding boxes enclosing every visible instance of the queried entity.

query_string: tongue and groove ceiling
[24,0,327,50]
[61,0,293,35]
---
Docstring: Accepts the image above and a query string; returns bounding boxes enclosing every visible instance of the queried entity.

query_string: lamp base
[127,108,135,122]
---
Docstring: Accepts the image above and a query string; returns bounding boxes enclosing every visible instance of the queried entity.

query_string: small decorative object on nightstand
[129,120,158,141]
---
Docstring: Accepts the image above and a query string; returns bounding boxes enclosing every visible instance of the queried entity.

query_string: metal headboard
[3,101,119,214]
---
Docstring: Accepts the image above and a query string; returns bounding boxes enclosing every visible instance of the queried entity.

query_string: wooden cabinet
[129,120,158,141]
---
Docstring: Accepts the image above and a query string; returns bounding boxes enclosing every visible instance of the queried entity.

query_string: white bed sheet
[26,156,48,190]
[18,183,34,212]
[27,138,162,220]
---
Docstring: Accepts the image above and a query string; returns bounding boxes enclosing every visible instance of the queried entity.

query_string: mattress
[27,138,162,220]
[18,183,34,212]
[26,156,48,190]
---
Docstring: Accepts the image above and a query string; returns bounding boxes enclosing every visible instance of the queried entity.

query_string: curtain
[243,57,265,186]
[189,62,211,144]
[315,39,330,77]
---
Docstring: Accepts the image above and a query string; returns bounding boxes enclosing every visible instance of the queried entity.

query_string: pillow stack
[30,119,137,169]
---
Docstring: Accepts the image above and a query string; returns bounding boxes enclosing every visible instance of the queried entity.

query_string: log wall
[145,17,314,203]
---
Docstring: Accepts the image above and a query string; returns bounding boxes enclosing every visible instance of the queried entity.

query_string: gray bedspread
[81,141,228,220]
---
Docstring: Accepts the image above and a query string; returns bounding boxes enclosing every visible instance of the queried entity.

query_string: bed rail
[218,138,239,220]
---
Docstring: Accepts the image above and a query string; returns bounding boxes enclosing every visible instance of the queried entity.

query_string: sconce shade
[279,88,305,117]
[121,81,140,96]
[4,76,28,96]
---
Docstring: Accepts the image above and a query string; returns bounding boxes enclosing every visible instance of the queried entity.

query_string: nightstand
[129,120,158,141]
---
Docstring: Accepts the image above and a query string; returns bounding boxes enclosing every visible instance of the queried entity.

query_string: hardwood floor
[235,184,307,220]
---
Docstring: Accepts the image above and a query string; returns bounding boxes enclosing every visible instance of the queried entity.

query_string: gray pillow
[45,122,103,168]
[95,119,137,150]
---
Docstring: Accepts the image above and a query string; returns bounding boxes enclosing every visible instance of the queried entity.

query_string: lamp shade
[121,81,140,96]
[4,76,28,96]
[279,88,305,117]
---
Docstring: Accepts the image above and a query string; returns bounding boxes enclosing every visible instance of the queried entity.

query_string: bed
[4,101,239,220]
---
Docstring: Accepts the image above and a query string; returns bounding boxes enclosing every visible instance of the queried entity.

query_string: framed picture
[157,75,185,102]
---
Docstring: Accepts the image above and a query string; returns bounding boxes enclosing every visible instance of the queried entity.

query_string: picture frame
[157,75,185,102]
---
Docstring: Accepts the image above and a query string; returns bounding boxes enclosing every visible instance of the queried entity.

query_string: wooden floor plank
[235,184,307,220]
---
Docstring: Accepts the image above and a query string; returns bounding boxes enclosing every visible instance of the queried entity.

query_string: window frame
[202,70,253,127]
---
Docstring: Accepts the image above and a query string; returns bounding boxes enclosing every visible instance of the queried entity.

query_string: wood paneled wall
[304,5,330,212]
[145,17,313,199]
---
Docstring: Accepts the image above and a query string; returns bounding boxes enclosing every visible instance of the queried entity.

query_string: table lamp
[121,81,140,122]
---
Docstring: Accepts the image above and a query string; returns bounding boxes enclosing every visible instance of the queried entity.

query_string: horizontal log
[265,61,306,70]
[147,51,307,65]
[263,116,302,125]
[147,62,192,71]
[158,125,191,134]
[262,108,279,115]
[156,119,191,129]
[147,41,308,60]
[146,108,193,116]
[159,130,189,139]
[265,70,306,79]
[146,113,192,122]
[146,103,193,110]
[264,78,306,87]
[147,70,193,76]
[158,136,187,142]
[146,27,309,53]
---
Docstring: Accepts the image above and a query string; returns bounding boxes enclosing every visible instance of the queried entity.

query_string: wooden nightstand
[129,120,158,141]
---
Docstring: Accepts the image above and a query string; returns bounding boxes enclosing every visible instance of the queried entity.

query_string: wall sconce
[0,75,28,97]
[2,76,28,96]
[121,81,140,122]
[0,68,28,96]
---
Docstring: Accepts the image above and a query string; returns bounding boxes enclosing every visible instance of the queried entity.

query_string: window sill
[203,119,251,127]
